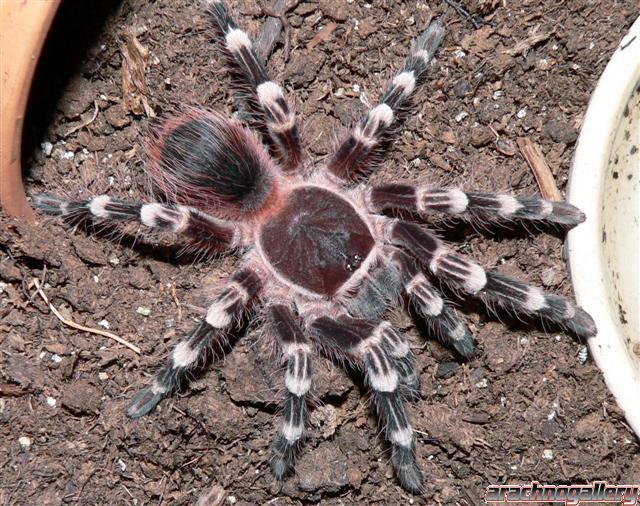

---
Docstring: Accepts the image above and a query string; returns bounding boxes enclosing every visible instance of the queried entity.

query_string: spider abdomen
[259,186,374,296]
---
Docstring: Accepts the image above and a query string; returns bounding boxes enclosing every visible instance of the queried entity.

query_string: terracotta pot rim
[0,0,61,222]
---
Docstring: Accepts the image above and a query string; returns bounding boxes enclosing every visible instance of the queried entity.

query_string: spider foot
[269,434,296,479]
[127,386,164,418]
[451,330,476,360]
[392,445,424,495]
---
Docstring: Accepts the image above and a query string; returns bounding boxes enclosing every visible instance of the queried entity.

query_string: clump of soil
[1,1,639,504]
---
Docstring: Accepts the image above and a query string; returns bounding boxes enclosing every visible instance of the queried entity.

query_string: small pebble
[475,378,489,388]
[41,142,53,156]
[98,319,111,329]
[542,449,554,460]
[46,397,57,407]
[455,111,469,122]
[517,107,527,118]
[19,436,32,449]
[227,496,237,505]
[436,361,460,379]
[577,345,588,364]
[136,306,151,316]
[109,256,120,266]
[98,372,109,381]
[51,354,62,363]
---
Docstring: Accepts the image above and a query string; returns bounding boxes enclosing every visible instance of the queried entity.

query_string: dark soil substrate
[2,1,639,504]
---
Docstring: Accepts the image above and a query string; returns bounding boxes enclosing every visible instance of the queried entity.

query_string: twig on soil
[503,24,556,57]
[29,278,141,354]
[516,137,562,201]
[170,283,183,321]
[307,22,337,50]
[259,0,300,62]
[444,0,483,29]
[64,100,100,138]
[260,2,291,62]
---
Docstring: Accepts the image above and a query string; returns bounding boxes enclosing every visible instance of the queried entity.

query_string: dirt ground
[1,0,639,504]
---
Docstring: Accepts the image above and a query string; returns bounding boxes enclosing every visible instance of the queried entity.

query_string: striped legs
[391,221,597,338]
[32,194,241,252]
[369,184,586,227]
[267,305,312,479]
[393,252,476,360]
[310,316,423,493]
[327,23,445,182]
[205,0,302,172]
[127,269,261,418]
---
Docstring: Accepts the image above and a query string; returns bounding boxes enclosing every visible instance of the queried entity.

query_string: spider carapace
[260,186,375,297]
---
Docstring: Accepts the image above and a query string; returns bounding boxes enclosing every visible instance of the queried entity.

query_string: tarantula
[34,0,596,494]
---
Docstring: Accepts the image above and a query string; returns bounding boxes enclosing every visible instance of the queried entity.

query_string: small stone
[517,107,527,118]
[136,306,151,316]
[359,18,376,38]
[98,319,111,329]
[62,380,102,415]
[436,362,460,379]
[296,442,349,493]
[542,449,554,460]
[455,111,469,122]
[46,396,57,407]
[575,411,601,440]
[475,378,489,388]
[471,126,494,147]
[41,142,53,156]
[98,372,109,381]
[19,436,32,449]
[543,119,578,144]
[496,138,517,156]
[108,256,120,266]
[319,0,348,21]
[441,129,456,144]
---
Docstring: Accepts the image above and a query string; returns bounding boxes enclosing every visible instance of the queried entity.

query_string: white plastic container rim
[567,16,640,437]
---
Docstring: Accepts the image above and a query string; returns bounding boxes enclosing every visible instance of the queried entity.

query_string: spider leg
[204,0,302,172]
[267,304,313,479]
[393,251,475,360]
[32,193,241,251]
[309,316,423,494]
[369,184,586,227]
[390,221,597,338]
[326,22,445,183]
[127,268,261,418]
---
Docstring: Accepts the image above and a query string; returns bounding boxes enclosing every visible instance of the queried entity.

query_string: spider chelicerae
[33,0,596,494]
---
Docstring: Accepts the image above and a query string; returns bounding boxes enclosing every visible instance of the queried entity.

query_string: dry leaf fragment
[461,25,497,54]
[307,22,338,49]
[503,24,556,57]
[121,28,155,117]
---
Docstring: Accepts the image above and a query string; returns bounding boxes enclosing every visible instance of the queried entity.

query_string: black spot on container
[618,303,628,325]
[623,104,630,117]
[628,173,634,180]
[613,171,619,179]
[602,229,606,243]
[631,145,638,155]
